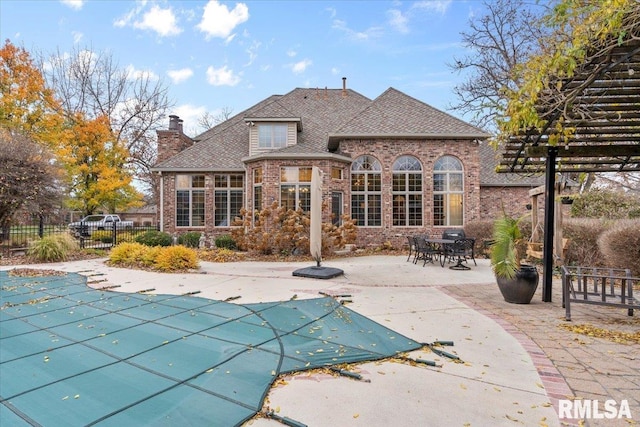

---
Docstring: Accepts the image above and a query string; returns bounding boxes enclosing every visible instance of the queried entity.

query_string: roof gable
[334,87,489,137]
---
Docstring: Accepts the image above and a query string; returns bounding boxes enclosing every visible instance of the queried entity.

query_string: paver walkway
[443,280,639,427]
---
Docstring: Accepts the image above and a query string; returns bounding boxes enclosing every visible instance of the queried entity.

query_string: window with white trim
[393,155,422,226]
[433,156,464,226]
[258,124,287,149]
[176,175,205,227]
[351,155,381,227]
[214,174,243,227]
[280,166,311,212]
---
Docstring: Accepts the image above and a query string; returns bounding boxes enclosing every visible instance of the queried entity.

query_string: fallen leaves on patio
[558,323,640,344]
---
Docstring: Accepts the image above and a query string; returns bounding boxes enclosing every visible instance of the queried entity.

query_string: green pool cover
[0,271,422,426]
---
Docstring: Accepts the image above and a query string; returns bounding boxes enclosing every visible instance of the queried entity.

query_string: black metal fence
[0,218,159,257]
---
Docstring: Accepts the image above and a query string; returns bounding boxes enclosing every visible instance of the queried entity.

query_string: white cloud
[173,104,209,134]
[167,68,194,84]
[206,65,241,86]
[197,1,249,40]
[245,40,261,66]
[61,0,84,10]
[126,64,159,81]
[387,9,409,33]
[72,30,84,44]
[114,2,148,28]
[133,5,182,37]
[291,59,312,74]
[412,0,452,15]
[332,19,383,41]
[286,49,297,58]
[331,67,340,75]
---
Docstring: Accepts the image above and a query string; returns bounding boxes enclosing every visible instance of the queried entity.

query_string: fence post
[38,215,44,238]
[112,221,117,247]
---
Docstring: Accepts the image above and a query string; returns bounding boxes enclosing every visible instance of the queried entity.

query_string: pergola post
[542,147,558,302]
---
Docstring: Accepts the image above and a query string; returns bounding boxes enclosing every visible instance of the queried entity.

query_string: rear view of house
[153,79,502,248]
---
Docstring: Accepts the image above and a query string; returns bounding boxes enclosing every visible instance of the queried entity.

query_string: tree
[0,40,64,147]
[41,46,173,198]
[59,114,143,216]
[0,130,63,241]
[197,106,234,132]
[448,0,549,130]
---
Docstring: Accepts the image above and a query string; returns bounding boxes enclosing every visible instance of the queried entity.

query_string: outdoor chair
[414,236,437,266]
[406,236,416,262]
[443,238,477,269]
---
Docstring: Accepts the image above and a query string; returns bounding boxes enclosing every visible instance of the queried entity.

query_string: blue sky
[1,0,487,135]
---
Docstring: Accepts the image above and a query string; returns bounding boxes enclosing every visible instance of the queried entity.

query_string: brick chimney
[156,115,194,164]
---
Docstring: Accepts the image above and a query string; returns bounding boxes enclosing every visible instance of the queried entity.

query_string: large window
[258,124,287,149]
[214,174,243,227]
[280,166,311,212]
[433,156,464,226]
[176,175,205,227]
[393,155,422,226]
[351,155,381,227]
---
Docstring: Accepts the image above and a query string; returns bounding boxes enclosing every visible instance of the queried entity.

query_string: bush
[563,218,609,268]
[178,232,201,248]
[91,230,114,243]
[153,246,199,272]
[109,242,198,272]
[464,220,494,257]
[109,242,149,266]
[597,219,640,276]
[135,230,173,247]
[571,189,640,219]
[231,202,357,256]
[214,234,236,250]
[27,234,79,262]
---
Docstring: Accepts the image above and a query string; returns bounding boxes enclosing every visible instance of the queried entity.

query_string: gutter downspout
[159,172,164,232]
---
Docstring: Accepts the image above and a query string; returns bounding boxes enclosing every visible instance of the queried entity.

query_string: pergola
[497,31,640,302]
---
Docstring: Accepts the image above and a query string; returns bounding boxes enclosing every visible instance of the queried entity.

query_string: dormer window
[258,124,288,149]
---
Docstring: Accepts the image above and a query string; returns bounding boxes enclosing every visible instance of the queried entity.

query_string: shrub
[109,242,198,272]
[153,246,199,272]
[214,234,236,250]
[135,230,173,247]
[199,248,245,263]
[571,189,640,219]
[109,242,149,266]
[598,219,640,276]
[563,218,609,268]
[27,234,79,262]
[464,220,494,257]
[91,230,113,243]
[231,202,357,256]
[178,231,202,248]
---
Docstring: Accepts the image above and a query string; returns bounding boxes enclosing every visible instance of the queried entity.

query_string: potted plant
[490,214,539,304]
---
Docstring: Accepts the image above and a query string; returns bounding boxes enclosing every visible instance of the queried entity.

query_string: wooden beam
[525,145,640,158]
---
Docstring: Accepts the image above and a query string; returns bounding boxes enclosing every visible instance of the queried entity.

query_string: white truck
[68,214,134,237]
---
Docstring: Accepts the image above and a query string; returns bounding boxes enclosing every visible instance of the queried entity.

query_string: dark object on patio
[445,238,477,270]
[414,236,437,266]
[292,265,344,279]
[406,236,416,262]
[562,266,639,321]
[442,229,465,240]
[496,265,539,304]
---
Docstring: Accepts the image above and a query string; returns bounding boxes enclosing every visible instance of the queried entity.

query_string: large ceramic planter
[496,264,539,304]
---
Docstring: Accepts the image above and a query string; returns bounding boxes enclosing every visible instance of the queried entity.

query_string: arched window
[392,155,422,226]
[433,156,463,226]
[351,155,381,226]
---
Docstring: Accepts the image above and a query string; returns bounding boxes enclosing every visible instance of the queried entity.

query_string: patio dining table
[424,238,471,270]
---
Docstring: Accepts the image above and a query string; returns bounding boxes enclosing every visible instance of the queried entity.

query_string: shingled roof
[154,85,537,187]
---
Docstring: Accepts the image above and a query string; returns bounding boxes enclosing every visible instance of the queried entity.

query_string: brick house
[153,80,540,248]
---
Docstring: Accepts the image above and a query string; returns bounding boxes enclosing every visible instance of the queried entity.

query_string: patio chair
[406,236,416,262]
[444,238,477,269]
[414,236,437,266]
